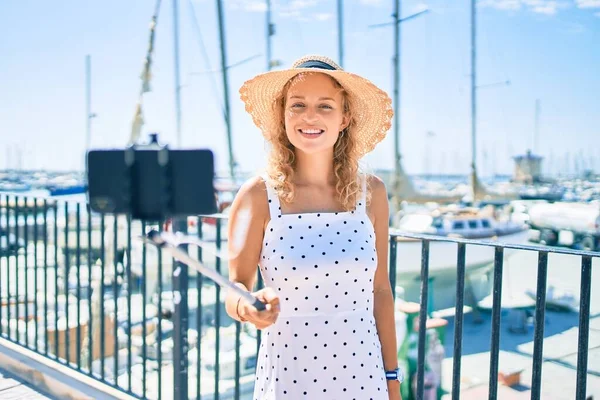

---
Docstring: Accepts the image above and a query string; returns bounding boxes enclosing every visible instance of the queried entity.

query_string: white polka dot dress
[253,175,388,399]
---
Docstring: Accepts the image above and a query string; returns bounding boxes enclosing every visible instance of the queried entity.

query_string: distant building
[513,150,543,183]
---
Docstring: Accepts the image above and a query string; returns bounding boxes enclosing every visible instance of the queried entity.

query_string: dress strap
[262,175,282,218]
[356,174,367,213]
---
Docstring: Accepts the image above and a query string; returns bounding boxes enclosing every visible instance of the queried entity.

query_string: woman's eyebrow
[289,95,335,101]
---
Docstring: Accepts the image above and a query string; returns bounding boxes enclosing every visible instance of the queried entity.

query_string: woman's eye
[320,104,333,109]
[291,103,304,108]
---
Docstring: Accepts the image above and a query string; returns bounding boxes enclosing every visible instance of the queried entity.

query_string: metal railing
[391,232,597,400]
[0,193,597,399]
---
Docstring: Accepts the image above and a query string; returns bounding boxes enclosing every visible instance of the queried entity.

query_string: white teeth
[301,129,322,134]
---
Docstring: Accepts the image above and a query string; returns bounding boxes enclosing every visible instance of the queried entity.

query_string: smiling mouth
[298,128,324,135]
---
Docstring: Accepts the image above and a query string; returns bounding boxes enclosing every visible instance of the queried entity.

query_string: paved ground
[0,368,55,400]
[436,249,600,399]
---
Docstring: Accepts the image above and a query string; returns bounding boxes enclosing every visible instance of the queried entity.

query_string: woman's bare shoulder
[364,174,389,221]
[365,173,388,199]
[230,175,270,216]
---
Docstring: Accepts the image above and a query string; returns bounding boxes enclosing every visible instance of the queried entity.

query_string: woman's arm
[368,175,401,398]
[224,177,278,325]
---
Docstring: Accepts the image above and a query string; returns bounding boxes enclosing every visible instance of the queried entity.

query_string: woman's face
[283,73,349,155]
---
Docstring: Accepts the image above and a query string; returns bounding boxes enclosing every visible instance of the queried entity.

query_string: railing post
[389,236,398,299]
[452,243,467,399]
[196,217,204,400]
[416,239,430,399]
[531,251,549,399]
[173,217,189,400]
[576,256,592,400]
[488,247,504,400]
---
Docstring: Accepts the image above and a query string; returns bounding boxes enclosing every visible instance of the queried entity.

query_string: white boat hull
[393,229,531,310]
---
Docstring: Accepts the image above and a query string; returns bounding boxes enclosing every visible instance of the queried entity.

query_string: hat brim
[239,67,393,157]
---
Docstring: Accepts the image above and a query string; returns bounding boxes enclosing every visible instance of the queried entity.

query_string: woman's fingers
[243,288,280,329]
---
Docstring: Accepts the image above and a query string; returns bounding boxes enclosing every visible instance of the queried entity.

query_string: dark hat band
[295,60,337,70]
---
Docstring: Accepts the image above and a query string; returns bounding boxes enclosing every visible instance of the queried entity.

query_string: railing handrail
[390,230,600,257]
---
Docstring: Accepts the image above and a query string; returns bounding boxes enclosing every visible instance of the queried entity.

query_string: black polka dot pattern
[253,175,387,399]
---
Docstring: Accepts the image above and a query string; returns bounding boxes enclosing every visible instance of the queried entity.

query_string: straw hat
[239,55,393,157]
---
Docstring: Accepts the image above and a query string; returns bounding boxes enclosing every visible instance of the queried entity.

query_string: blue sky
[1,0,599,177]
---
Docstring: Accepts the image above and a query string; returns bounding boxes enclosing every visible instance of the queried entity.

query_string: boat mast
[266,0,273,71]
[534,98,540,153]
[85,55,92,153]
[173,1,182,147]
[171,1,191,398]
[470,0,477,201]
[216,0,236,180]
[392,0,401,199]
[337,0,344,67]
[84,54,95,173]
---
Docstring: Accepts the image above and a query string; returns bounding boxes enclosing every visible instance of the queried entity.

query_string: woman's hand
[387,380,402,400]
[239,287,281,330]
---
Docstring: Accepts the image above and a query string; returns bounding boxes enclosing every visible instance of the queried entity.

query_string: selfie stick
[141,230,266,311]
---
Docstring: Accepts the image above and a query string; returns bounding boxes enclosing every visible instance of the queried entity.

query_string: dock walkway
[0,367,54,399]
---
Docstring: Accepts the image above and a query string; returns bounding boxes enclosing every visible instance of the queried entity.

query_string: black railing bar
[416,240,430,399]
[14,196,20,343]
[64,202,70,365]
[126,215,133,393]
[11,196,15,341]
[100,213,106,380]
[0,195,4,337]
[531,251,549,399]
[24,197,29,347]
[141,220,147,398]
[388,239,398,299]
[235,320,241,400]
[43,199,49,357]
[196,217,204,400]
[53,203,59,360]
[451,243,466,400]
[0,195,5,338]
[76,203,82,370]
[488,247,504,400]
[113,216,119,384]
[157,221,163,400]
[256,271,263,353]
[575,255,593,400]
[390,231,600,257]
[87,205,93,373]
[33,198,39,353]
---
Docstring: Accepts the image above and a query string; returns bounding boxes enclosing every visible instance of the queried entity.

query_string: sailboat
[388,0,529,309]
[383,0,464,211]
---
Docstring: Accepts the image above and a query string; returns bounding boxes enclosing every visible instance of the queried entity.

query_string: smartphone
[87,147,218,220]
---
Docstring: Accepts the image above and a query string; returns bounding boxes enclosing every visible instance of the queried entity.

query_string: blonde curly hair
[264,72,367,211]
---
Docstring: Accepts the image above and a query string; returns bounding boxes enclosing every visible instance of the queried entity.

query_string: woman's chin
[293,143,334,156]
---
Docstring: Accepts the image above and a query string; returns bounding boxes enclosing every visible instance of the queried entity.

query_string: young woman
[225,55,402,399]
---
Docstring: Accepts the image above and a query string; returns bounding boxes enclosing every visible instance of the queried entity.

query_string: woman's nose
[302,107,318,122]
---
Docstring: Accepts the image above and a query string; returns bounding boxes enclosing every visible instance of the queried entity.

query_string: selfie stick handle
[144,230,266,311]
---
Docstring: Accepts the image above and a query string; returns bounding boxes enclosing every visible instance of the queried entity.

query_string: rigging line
[187,0,228,123]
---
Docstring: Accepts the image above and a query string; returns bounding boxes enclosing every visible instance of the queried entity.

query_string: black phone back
[87,148,219,220]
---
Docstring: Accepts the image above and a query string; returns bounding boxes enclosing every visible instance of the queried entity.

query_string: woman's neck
[293,150,335,187]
